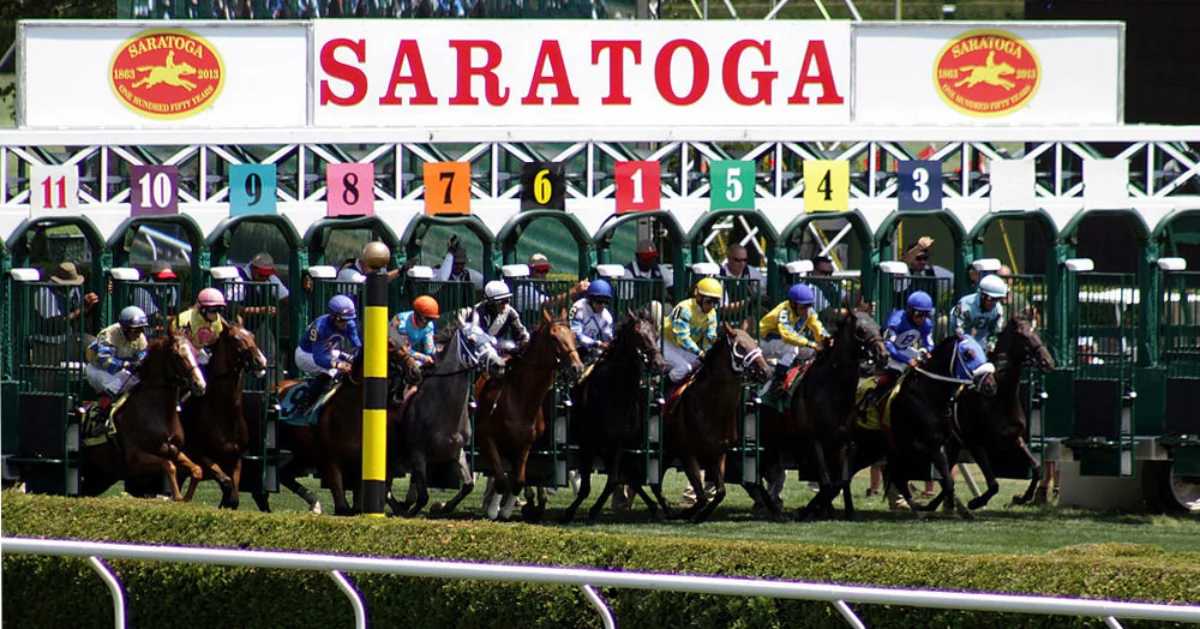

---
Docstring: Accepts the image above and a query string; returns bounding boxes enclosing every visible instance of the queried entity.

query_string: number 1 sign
[615,161,660,213]
[326,163,375,217]
[29,164,79,216]
[130,165,180,216]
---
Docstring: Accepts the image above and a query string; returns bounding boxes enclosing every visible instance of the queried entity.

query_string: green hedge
[3,492,1198,628]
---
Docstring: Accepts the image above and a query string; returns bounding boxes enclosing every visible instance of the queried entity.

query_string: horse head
[994,316,1055,374]
[160,333,207,396]
[387,338,424,388]
[540,307,584,382]
[623,308,666,374]
[219,323,269,378]
[952,336,998,397]
[840,307,888,370]
[720,320,770,383]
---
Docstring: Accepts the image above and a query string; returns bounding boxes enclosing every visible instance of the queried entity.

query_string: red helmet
[413,295,440,319]
[197,287,226,308]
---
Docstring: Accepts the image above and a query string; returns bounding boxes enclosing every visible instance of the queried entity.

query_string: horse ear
[542,307,553,324]
[722,321,736,337]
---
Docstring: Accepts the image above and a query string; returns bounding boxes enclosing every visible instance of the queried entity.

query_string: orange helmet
[413,295,440,319]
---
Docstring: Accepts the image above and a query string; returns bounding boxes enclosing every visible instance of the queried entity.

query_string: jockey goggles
[201,306,225,315]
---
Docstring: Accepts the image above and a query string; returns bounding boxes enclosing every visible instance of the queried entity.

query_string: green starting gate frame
[111,275,181,339]
[1152,266,1200,476]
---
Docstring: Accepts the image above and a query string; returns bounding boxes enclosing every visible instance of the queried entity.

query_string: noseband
[729,339,763,375]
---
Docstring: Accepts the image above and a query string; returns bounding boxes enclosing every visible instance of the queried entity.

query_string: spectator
[806,254,844,313]
[625,238,673,291]
[35,262,99,324]
[233,252,290,301]
[514,253,552,314]
[719,244,765,297]
[437,238,485,290]
[131,260,180,333]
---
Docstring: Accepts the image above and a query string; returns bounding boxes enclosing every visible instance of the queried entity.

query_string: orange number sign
[423,162,472,215]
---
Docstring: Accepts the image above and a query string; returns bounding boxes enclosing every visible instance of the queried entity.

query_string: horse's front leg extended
[693,456,727,523]
[930,445,971,520]
[434,449,475,516]
[966,443,999,511]
[509,444,534,522]
[1011,436,1042,505]
[225,456,242,510]
[674,455,707,520]
[479,433,508,521]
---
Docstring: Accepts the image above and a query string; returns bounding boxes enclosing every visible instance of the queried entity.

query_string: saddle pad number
[230,164,278,216]
[131,165,180,216]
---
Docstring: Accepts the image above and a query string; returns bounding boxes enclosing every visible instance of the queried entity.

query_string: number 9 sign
[897,160,943,211]
[326,163,375,217]
[230,164,277,216]
[520,162,565,210]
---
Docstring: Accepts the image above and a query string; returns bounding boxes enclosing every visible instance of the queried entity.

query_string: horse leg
[587,452,622,523]
[966,444,1000,511]
[796,442,835,521]
[433,450,475,516]
[282,474,322,514]
[649,482,674,519]
[1011,437,1043,506]
[479,437,508,521]
[323,460,352,516]
[172,450,204,485]
[405,453,431,517]
[693,456,727,524]
[226,456,243,510]
[672,456,707,521]
[183,469,204,502]
[931,445,971,520]
[631,483,663,522]
[839,445,857,521]
[560,455,593,524]
[512,445,537,522]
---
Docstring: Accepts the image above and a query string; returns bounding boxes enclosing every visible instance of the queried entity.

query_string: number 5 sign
[615,161,660,214]
[326,163,375,217]
[29,164,79,216]
[803,160,849,212]
[897,160,943,211]
[423,162,472,216]
[710,160,755,210]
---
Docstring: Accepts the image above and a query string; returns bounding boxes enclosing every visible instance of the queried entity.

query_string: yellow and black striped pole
[360,241,390,516]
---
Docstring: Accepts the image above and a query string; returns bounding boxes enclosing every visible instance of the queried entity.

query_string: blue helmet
[586,279,613,300]
[118,305,149,329]
[906,291,935,313]
[787,283,815,306]
[328,294,357,321]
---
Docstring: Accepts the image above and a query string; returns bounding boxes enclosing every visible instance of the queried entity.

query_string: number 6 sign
[898,160,943,211]
[615,161,660,214]
[326,163,375,217]
[710,160,755,210]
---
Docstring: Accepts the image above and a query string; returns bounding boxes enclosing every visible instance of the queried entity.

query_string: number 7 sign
[423,162,472,215]
[615,161,660,214]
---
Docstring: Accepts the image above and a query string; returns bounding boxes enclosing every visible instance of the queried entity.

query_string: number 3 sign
[326,163,375,217]
[898,160,943,211]
[615,161,660,213]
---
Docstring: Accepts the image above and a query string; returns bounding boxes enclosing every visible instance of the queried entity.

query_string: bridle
[992,325,1052,374]
[728,336,764,376]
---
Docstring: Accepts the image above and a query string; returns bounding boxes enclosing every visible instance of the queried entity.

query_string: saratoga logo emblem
[110,29,224,119]
[933,29,1039,117]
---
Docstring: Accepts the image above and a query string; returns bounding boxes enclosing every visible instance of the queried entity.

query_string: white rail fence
[3,537,1199,629]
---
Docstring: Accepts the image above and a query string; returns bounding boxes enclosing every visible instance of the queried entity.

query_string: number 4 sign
[29,164,79,216]
[326,163,375,217]
[803,160,849,212]
[615,161,660,214]
[898,160,943,211]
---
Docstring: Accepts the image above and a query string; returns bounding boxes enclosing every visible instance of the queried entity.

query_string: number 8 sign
[326,163,375,217]
[898,160,943,211]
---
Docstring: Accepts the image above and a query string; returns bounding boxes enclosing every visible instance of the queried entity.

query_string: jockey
[885,291,936,373]
[469,280,530,358]
[950,274,1007,350]
[173,287,227,366]
[390,295,439,366]
[569,278,614,363]
[293,295,362,413]
[759,283,828,381]
[85,306,150,399]
[663,278,722,383]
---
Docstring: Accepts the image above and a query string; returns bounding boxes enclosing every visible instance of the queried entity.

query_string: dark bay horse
[755,309,888,520]
[941,317,1055,510]
[180,323,269,509]
[475,308,584,521]
[390,315,490,517]
[561,309,666,523]
[80,333,208,500]
[852,335,999,519]
[649,322,770,524]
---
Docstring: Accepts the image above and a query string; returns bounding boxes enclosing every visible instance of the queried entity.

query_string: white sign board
[19,21,308,129]
[853,23,1122,125]
[311,21,851,128]
[990,159,1036,212]
[1083,159,1131,210]
[28,165,80,215]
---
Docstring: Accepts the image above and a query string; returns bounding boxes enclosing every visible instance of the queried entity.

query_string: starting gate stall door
[305,217,403,313]
[107,216,204,337]
[688,209,778,338]
[498,211,593,325]
[400,215,494,324]
[875,212,968,340]
[779,212,872,325]
[594,211,689,305]
[6,218,106,494]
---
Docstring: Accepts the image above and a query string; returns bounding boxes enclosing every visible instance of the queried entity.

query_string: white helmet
[979,274,1008,299]
[484,280,512,302]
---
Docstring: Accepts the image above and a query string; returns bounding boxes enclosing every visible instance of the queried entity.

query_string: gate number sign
[898,160,943,211]
[326,163,375,217]
[230,164,278,216]
[520,162,565,210]
[615,161,660,214]
[710,160,756,210]
[29,164,79,216]
[803,160,849,212]
[423,162,472,215]
[130,165,179,216]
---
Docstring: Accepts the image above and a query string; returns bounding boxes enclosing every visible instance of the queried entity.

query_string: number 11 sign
[615,161,660,213]
[29,164,79,216]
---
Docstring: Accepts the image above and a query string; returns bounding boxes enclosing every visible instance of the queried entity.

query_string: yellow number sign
[803,160,849,212]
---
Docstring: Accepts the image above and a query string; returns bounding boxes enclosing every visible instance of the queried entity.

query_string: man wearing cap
[436,237,484,290]
[900,236,954,291]
[232,252,290,302]
[719,244,765,297]
[513,253,553,315]
[805,255,845,315]
[625,238,674,291]
[132,261,180,332]
[35,261,99,323]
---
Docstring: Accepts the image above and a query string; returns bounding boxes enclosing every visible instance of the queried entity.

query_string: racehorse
[937,316,1055,510]
[648,322,770,524]
[475,308,584,521]
[389,314,490,517]
[79,333,208,500]
[179,323,269,509]
[560,309,666,523]
[256,340,422,515]
[755,308,889,520]
[852,335,998,519]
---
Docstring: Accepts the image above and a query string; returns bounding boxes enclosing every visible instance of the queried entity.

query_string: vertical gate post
[360,241,390,516]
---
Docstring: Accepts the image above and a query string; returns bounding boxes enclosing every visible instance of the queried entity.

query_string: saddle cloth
[81,393,130,447]
[760,359,815,413]
[854,372,907,432]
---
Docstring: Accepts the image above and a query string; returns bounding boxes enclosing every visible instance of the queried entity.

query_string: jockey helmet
[787,283,815,306]
[197,287,226,308]
[586,279,613,300]
[119,306,149,330]
[695,277,723,300]
[484,280,512,302]
[328,294,357,321]
[412,295,440,319]
[906,291,935,314]
[978,274,1009,299]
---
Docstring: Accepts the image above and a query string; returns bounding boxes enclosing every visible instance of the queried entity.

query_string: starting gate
[877,267,956,340]
[111,275,181,338]
[406,277,476,327]
[1158,269,1200,464]
[996,272,1054,477]
[1063,271,1139,477]
[510,277,578,325]
[8,279,90,495]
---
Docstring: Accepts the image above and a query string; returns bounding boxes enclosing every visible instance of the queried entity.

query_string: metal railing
[4,537,1200,629]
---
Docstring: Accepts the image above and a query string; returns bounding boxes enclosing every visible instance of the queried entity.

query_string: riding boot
[296,374,332,415]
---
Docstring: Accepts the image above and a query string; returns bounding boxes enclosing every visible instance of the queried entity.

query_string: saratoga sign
[312,21,851,128]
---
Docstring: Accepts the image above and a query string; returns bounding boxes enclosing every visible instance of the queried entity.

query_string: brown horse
[80,333,208,500]
[180,323,269,509]
[476,308,584,521]
[649,322,770,523]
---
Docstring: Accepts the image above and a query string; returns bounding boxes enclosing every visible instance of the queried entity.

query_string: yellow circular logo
[933,29,1040,117]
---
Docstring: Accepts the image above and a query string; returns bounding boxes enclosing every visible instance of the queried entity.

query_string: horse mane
[924,335,961,376]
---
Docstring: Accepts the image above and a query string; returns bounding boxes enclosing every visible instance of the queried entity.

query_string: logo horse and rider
[109,29,225,119]
[934,29,1040,117]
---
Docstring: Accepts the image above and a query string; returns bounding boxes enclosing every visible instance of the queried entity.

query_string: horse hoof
[311,502,323,515]
[429,501,448,515]
[334,506,355,517]
[968,496,989,511]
